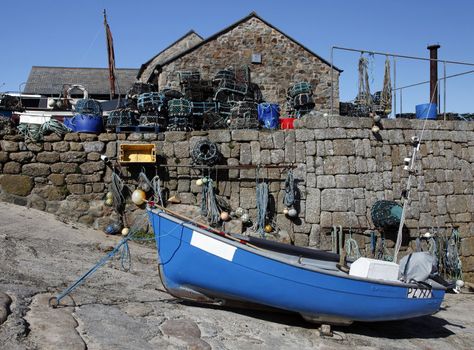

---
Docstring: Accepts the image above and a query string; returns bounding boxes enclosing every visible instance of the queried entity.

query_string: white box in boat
[349,257,399,281]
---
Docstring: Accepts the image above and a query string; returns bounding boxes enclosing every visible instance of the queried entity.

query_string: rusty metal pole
[427,44,440,115]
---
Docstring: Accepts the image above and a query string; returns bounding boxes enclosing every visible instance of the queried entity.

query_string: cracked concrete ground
[0,201,473,349]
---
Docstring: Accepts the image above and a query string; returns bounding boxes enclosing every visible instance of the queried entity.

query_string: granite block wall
[0,115,473,280]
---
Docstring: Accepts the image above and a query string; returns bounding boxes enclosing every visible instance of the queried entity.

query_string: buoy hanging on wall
[132,189,146,205]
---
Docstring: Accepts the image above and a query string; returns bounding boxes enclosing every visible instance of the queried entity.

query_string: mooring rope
[256,181,269,237]
[200,179,221,226]
[283,169,295,208]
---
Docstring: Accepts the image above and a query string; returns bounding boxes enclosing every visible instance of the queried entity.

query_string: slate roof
[156,12,342,72]
[24,66,139,96]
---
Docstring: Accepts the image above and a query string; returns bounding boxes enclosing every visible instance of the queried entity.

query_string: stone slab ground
[0,201,473,349]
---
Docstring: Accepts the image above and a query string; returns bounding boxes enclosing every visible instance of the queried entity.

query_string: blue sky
[1,0,473,112]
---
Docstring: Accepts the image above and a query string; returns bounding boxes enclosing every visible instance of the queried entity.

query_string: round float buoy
[264,224,273,233]
[196,179,203,186]
[220,211,230,221]
[201,177,208,184]
[283,208,289,215]
[373,114,381,123]
[106,192,113,200]
[132,189,146,205]
[241,213,250,223]
[371,125,380,133]
[235,207,244,217]
[105,198,113,207]
[121,227,129,236]
[288,208,298,217]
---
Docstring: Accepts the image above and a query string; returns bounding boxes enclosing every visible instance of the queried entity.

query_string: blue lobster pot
[415,103,437,120]
[63,114,103,133]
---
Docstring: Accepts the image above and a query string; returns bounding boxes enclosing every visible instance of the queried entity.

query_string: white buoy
[371,125,380,133]
[373,114,381,123]
[131,189,146,205]
[241,213,250,223]
[121,227,129,236]
[196,179,203,186]
[288,208,298,217]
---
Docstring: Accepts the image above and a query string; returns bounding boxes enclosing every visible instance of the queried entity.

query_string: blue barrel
[63,114,103,133]
[415,103,437,119]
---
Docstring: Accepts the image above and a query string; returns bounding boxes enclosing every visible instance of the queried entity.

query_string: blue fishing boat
[148,207,445,325]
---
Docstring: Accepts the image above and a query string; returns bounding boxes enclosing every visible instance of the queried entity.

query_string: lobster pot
[74,99,102,116]
[160,88,184,101]
[178,71,201,84]
[213,69,236,84]
[107,109,139,129]
[371,200,403,228]
[127,82,154,98]
[228,101,259,130]
[191,139,220,166]
[293,93,314,108]
[167,116,193,132]
[288,82,313,98]
[0,116,15,136]
[137,92,166,112]
[191,101,218,116]
[182,80,215,101]
[139,112,167,130]
[168,98,192,117]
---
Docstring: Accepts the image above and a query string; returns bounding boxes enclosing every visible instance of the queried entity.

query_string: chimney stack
[427,44,440,114]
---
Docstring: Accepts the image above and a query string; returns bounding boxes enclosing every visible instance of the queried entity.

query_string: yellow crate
[119,144,156,164]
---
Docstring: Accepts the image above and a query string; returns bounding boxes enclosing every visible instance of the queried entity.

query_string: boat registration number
[407,287,433,299]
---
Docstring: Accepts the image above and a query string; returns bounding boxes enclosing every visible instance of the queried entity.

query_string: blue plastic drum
[63,114,104,133]
[415,103,437,119]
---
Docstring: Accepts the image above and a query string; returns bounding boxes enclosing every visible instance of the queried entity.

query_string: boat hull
[149,209,445,323]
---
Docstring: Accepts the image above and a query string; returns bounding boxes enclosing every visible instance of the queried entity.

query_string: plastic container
[280,118,295,130]
[349,258,399,281]
[415,103,437,119]
[63,115,103,133]
[119,143,156,164]
[257,103,280,129]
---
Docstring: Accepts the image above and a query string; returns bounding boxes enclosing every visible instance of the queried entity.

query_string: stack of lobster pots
[286,82,315,118]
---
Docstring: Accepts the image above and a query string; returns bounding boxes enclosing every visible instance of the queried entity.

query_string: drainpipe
[427,44,440,116]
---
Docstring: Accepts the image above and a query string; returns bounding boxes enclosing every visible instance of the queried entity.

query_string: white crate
[349,257,399,281]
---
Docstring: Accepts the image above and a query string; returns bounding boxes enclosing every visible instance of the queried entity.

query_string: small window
[251,53,262,64]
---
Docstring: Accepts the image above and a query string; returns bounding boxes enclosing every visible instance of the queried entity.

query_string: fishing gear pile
[286,82,315,118]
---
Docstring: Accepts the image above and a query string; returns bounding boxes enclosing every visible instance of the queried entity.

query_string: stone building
[137,12,342,114]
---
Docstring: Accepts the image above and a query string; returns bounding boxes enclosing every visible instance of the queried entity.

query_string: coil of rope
[18,119,71,142]
[191,139,220,166]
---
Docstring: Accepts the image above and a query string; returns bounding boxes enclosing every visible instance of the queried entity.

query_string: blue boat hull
[149,209,445,324]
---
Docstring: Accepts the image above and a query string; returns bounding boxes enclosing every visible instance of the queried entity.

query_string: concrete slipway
[0,201,473,349]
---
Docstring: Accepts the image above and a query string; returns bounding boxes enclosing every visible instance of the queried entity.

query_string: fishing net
[137,92,166,112]
[74,99,102,116]
[107,109,139,129]
[168,98,192,117]
[371,200,403,228]
[0,116,16,136]
[355,54,372,106]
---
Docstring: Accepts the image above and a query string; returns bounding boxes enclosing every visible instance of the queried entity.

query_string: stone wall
[157,16,340,114]
[1,115,473,280]
[139,31,203,84]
